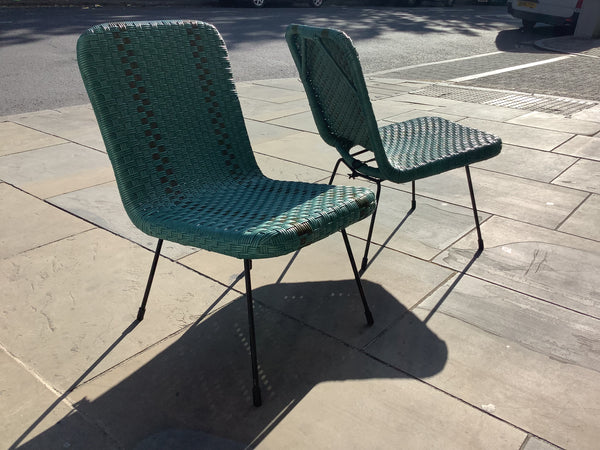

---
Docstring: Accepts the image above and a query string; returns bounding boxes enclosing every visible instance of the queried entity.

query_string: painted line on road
[448,55,573,82]
[368,51,503,76]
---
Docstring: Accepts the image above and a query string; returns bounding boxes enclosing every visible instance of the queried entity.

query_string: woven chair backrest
[286,25,386,170]
[77,21,260,211]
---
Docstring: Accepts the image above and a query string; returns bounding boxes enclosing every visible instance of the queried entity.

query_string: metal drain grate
[412,85,597,116]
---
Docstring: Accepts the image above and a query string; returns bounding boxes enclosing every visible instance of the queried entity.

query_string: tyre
[308,0,323,6]
[444,0,454,6]
[406,0,421,5]
[522,19,535,31]
[250,0,265,7]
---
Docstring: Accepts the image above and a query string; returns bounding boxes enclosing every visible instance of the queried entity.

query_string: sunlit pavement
[1,35,599,450]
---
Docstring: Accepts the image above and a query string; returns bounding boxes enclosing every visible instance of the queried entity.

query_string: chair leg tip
[365,310,374,326]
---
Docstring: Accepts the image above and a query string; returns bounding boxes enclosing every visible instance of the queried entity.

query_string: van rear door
[509,0,583,27]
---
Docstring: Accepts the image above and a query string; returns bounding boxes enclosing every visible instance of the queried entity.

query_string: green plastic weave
[285,25,502,183]
[77,21,376,259]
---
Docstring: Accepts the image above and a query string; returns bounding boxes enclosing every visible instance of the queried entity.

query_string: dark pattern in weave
[286,25,502,184]
[77,21,376,259]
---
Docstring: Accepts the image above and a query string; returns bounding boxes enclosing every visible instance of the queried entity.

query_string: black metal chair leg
[411,180,416,210]
[342,230,374,326]
[360,181,382,272]
[244,259,262,407]
[465,166,484,251]
[328,157,343,185]
[137,239,163,321]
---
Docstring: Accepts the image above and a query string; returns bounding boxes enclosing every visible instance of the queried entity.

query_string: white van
[507,0,584,31]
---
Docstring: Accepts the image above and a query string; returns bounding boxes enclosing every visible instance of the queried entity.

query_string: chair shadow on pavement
[16,279,448,449]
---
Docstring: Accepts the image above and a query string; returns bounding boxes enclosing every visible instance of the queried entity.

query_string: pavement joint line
[0,340,71,405]
[359,334,539,444]
[553,191,592,233]
[448,54,573,82]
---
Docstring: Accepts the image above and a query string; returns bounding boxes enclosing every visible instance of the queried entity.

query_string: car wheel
[308,0,323,6]
[406,0,421,6]
[250,0,265,7]
[444,0,454,6]
[522,19,535,31]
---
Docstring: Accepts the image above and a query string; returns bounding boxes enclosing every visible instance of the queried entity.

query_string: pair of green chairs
[77,21,500,406]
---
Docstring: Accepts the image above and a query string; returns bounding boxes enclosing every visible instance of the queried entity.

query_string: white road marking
[448,55,573,82]
[368,51,503,76]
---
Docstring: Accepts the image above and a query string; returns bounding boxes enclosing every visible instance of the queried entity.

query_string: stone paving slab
[0,228,240,392]
[252,131,340,174]
[47,182,198,260]
[458,117,573,151]
[267,111,319,134]
[507,111,600,136]
[2,74,600,449]
[553,135,600,161]
[430,101,526,123]
[180,233,453,349]
[255,153,330,184]
[473,143,577,183]
[246,78,306,93]
[407,166,588,229]
[240,96,309,122]
[366,275,600,450]
[350,183,490,261]
[5,105,105,151]
[559,193,600,241]
[235,83,307,104]
[55,299,525,449]
[572,104,600,123]
[371,98,437,119]
[0,183,94,260]
[434,215,600,318]
[523,437,562,450]
[385,109,466,124]
[0,348,115,449]
[552,158,600,194]
[368,78,431,94]
[0,122,66,157]
[245,119,300,146]
[0,142,114,199]
[257,378,526,449]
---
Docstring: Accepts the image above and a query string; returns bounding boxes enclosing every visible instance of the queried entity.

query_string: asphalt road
[0,4,594,116]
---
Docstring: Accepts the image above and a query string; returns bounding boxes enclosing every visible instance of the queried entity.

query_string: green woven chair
[286,24,502,271]
[77,20,376,407]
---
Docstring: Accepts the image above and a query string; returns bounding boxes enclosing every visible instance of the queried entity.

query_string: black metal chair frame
[137,229,373,406]
[329,155,484,272]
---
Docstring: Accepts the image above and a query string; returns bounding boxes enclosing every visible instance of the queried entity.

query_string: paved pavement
[1,35,599,449]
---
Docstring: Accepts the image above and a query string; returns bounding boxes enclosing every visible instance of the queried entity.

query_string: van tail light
[575,0,584,9]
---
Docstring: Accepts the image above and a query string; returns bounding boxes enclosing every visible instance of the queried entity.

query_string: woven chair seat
[378,117,501,183]
[130,176,374,259]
